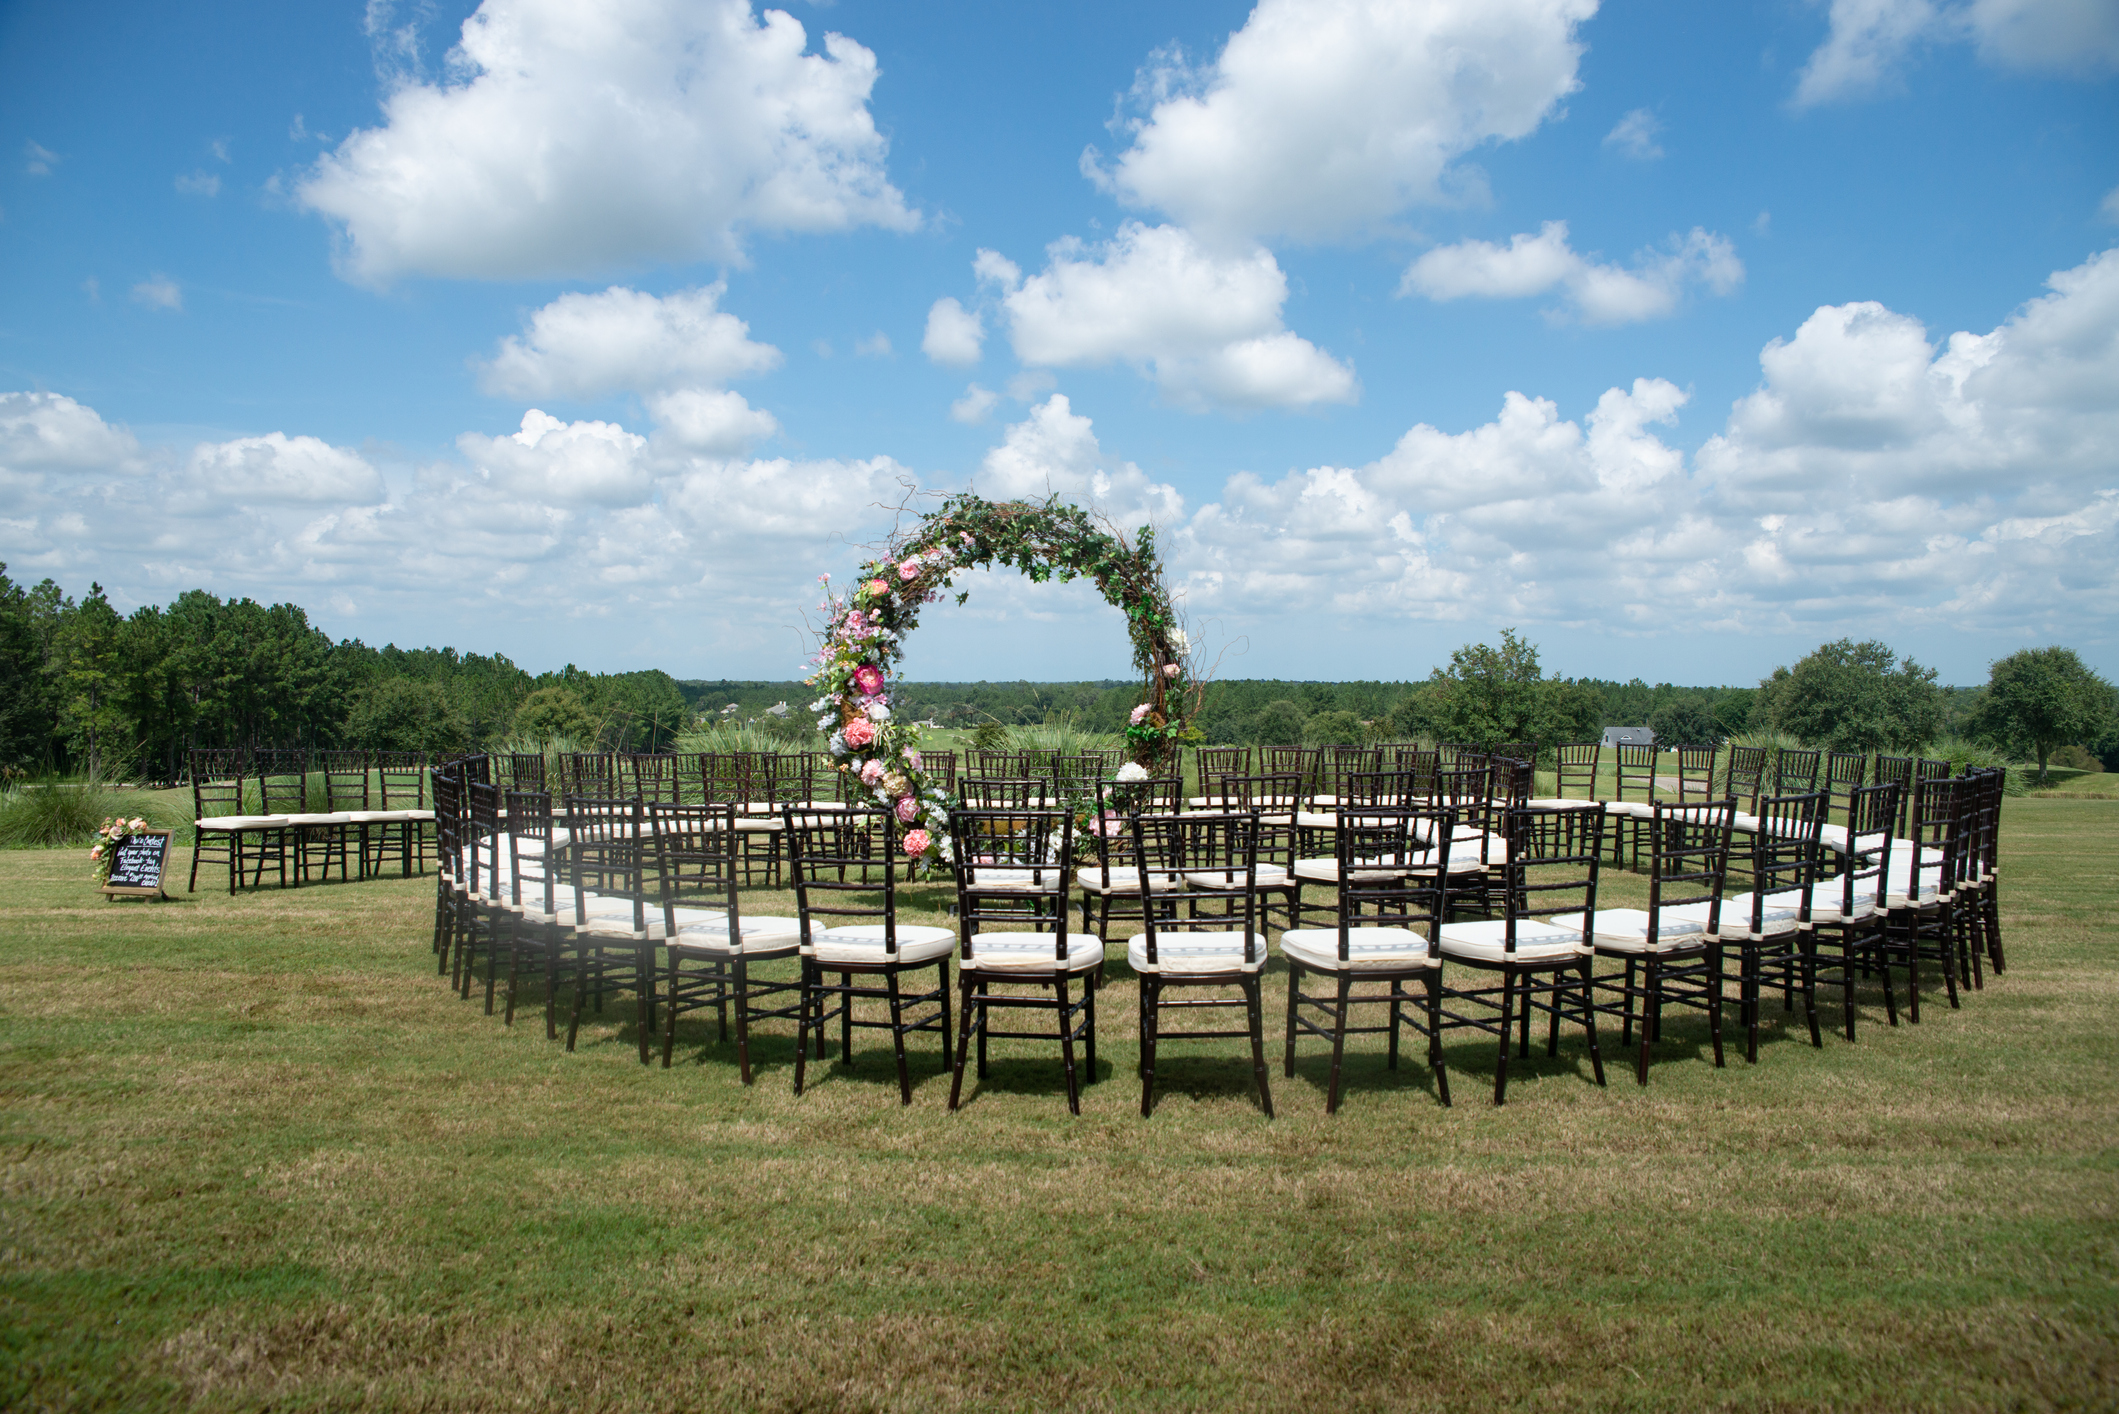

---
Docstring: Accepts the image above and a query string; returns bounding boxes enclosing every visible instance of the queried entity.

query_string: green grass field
[2,799,2115,1410]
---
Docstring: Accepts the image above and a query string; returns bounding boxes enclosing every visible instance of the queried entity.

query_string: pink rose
[905,749,922,770]
[902,828,931,856]
[860,759,887,785]
[843,718,877,748]
[88,845,103,860]
[864,578,888,598]
[852,664,885,696]
[1162,663,1181,677]
[898,559,921,581]
[895,795,920,823]
[1129,703,1152,724]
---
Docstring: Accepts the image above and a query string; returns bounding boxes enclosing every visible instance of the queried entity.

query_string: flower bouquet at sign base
[89,816,150,888]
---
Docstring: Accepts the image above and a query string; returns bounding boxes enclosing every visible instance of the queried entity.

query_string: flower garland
[89,815,151,888]
[803,494,1194,875]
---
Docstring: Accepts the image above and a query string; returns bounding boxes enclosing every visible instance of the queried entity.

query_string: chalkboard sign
[102,829,173,898]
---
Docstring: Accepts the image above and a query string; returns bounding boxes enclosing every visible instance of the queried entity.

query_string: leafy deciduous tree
[1972,646,2116,783]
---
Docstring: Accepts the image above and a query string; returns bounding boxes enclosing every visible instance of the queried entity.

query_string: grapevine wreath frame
[803,493,1196,875]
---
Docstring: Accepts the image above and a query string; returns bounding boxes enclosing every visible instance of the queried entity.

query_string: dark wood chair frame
[1590,800,1735,1085]
[560,794,660,1062]
[1799,781,1898,1040]
[1722,791,1827,1063]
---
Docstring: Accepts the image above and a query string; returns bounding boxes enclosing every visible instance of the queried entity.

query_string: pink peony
[905,749,922,770]
[852,664,885,696]
[860,759,887,785]
[1129,703,1152,724]
[864,578,888,598]
[895,795,920,823]
[843,718,877,749]
[1162,663,1181,677]
[902,828,931,856]
[88,845,103,860]
[898,559,921,581]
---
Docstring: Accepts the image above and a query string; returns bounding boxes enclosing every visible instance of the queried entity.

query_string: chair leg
[839,971,854,1063]
[1801,935,1823,1048]
[1493,968,1516,1106]
[1707,946,1726,1068]
[937,959,954,1073]
[1283,961,1302,1078]
[1245,976,1273,1118]
[948,973,977,1110]
[734,959,754,1085]
[887,970,910,1106]
[1634,961,1656,1086]
[794,962,815,1095]
[1425,973,1452,1107]
[1139,977,1159,1118]
[1325,974,1352,1115]
[661,954,681,1068]
[1578,961,1606,1087]
[1057,974,1080,1116]
[1083,967,1098,1084]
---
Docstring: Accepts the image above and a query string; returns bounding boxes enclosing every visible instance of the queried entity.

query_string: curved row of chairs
[187,748,434,893]
[424,747,2007,1115]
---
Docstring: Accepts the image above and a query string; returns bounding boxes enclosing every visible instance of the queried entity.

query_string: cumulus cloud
[949,384,1000,424]
[458,409,651,506]
[0,393,144,473]
[1176,245,2119,642]
[1602,108,1663,160]
[131,275,183,312]
[922,297,984,367]
[186,433,387,506]
[644,388,778,455]
[478,284,780,399]
[1402,221,1743,324]
[976,395,1185,530]
[298,0,916,284]
[991,222,1357,409]
[1087,0,1595,244]
[1795,0,2119,106]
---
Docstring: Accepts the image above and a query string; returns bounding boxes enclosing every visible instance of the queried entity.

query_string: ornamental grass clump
[0,782,178,849]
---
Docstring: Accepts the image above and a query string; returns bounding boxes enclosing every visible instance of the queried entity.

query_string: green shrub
[0,782,183,848]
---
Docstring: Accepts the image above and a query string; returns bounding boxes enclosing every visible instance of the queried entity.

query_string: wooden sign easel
[101,828,174,901]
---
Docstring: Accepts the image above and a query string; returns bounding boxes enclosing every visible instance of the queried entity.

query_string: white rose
[1115,762,1149,782]
[867,703,891,723]
[1170,628,1190,655]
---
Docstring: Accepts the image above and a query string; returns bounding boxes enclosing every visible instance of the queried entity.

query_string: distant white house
[1602,725,1655,748]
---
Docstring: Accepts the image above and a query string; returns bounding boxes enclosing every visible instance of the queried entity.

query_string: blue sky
[2,0,2115,687]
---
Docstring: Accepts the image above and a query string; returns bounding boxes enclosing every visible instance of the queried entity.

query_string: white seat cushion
[1281,926,1438,973]
[811,924,956,967]
[1076,866,1187,895]
[1604,800,1656,820]
[963,929,1104,973]
[1437,917,1590,963]
[960,866,1068,893]
[279,812,352,826]
[1549,908,1705,955]
[1295,810,1338,831]
[1182,864,1291,890]
[1291,857,1410,884]
[1665,888,1805,940]
[1127,928,1267,974]
[196,815,286,830]
[670,913,803,956]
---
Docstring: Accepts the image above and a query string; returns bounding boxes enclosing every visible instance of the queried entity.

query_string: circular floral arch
[804,493,1193,873]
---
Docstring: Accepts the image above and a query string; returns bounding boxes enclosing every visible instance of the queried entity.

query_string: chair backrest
[1211,772,1303,812]
[1775,748,1822,797]
[961,775,1045,809]
[1497,804,1604,953]
[431,767,463,887]
[1824,752,1867,820]
[1081,775,1180,886]
[504,789,559,917]
[951,807,1074,964]
[1490,757,1533,808]
[783,805,903,951]
[918,750,959,793]
[1387,747,1442,800]
[1874,754,1916,835]
[1643,799,1735,945]
[1196,746,1251,787]
[1259,746,1315,786]
[620,753,678,803]
[559,752,615,799]
[255,749,311,815]
[1903,774,1965,907]
[1725,746,1769,812]
[1129,809,1267,969]
[1330,805,1449,962]
[1555,742,1600,800]
[1673,745,1718,804]
[1730,792,1824,935]
[502,752,547,791]
[1495,741,1538,771]
[1337,770,1417,808]
[1320,745,1382,796]
[465,779,502,901]
[319,750,368,813]
[648,800,740,940]
[975,748,1027,778]
[375,752,428,810]
[1612,744,1658,805]
[1439,744,1488,775]
[189,748,244,819]
[564,795,648,933]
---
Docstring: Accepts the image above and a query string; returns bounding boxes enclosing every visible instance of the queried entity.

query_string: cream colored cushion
[1549,908,1704,955]
[962,929,1104,973]
[1437,917,1590,963]
[1281,926,1438,972]
[811,924,955,967]
[1126,929,1267,974]
[670,913,803,956]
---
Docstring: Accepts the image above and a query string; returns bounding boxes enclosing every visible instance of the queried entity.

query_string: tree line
[0,566,690,781]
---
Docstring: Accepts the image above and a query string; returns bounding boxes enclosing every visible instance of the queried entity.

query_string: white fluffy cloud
[1402,221,1744,324]
[458,410,650,507]
[1174,245,2119,641]
[1795,0,2119,107]
[977,395,1185,530]
[644,388,779,455]
[1087,0,1595,244]
[298,0,915,284]
[187,433,387,505]
[989,222,1357,409]
[922,297,984,367]
[479,284,779,400]
[0,393,143,473]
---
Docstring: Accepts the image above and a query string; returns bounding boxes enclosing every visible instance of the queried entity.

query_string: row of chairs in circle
[426,750,2006,1114]
[187,748,436,893]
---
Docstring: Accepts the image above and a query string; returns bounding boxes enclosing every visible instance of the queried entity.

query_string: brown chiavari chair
[374,751,435,877]
[430,766,466,971]
[651,800,803,1082]
[1566,799,1735,1085]
[256,748,331,885]
[458,778,509,1006]
[960,775,1046,809]
[1127,809,1273,1116]
[917,749,959,795]
[1962,767,2006,978]
[559,751,616,800]
[1552,742,1600,802]
[498,787,573,1038]
[787,806,956,1103]
[1390,746,1442,802]
[1605,743,1658,868]
[1874,755,1915,836]
[1260,746,1316,791]
[187,747,281,893]
[1283,804,1453,1110]
[1824,752,1867,824]
[1194,746,1251,801]
[948,807,1101,1113]
[1075,775,1184,938]
[502,752,546,792]
[1495,742,1538,772]
[1800,781,1898,1041]
[1774,748,1822,798]
[315,749,369,880]
[1437,802,1607,1105]
[975,748,1027,778]
[1878,774,1963,1023]
[1202,772,1301,929]
[560,794,661,1062]
[1673,744,1718,805]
